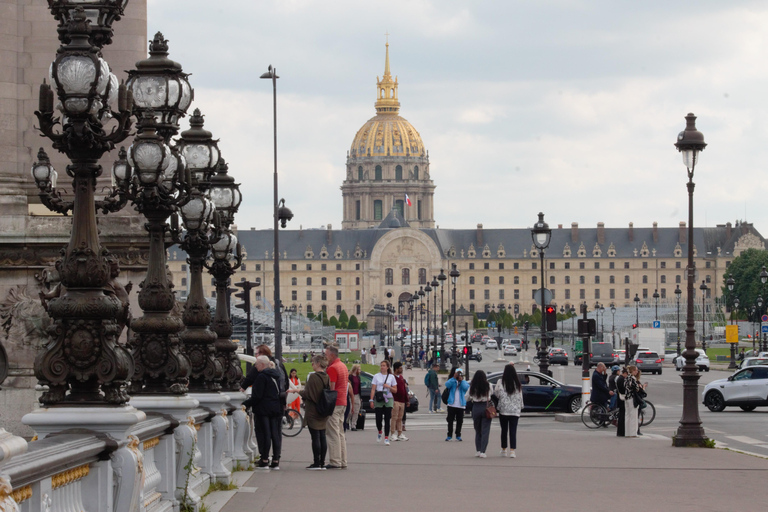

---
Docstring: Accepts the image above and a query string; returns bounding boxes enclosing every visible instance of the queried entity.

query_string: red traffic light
[462,346,469,355]
[545,306,556,314]
[632,323,638,329]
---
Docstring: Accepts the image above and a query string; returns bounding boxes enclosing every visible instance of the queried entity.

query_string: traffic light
[524,321,529,331]
[234,289,250,312]
[545,305,557,331]
[632,323,638,329]
[514,304,520,315]
[463,346,469,355]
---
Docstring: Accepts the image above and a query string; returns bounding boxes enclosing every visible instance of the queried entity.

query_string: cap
[454,368,464,374]
[611,365,620,372]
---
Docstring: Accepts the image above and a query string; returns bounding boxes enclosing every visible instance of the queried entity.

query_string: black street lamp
[600,304,605,342]
[610,305,616,348]
[757,296,764,353]
[653,289,660,321]
[531,212,552,375]
[760,266,768,352]
[430,275,440,367]
[675,284,682,357]
[260,65,293,363]
[634,293,640,327]
[700,281,708,352]
[450,263,460,366]
[418,286,425,352]
[570,306,576,347]
[438,269,447,370]
[673,112,708,447]
[726,275,738,369]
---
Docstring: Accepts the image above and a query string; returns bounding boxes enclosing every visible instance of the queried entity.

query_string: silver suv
[634,351,663,375]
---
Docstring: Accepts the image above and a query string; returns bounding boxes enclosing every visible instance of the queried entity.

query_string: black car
[466,370,581,414]
[360,371,418,413]
[547,347,569,365]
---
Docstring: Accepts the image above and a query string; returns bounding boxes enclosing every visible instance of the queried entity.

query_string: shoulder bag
[485,397,498,419]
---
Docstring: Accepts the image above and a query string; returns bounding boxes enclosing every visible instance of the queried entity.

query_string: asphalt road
[429,348,768,457]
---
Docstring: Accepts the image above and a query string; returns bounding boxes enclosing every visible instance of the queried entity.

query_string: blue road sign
[762,325,768,333]
[653,320,661,328]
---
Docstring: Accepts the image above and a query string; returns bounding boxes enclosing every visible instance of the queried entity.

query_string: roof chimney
[653,222,658,244]
[726,221,732,239]
[476,224,484,246]
[628,222,634,242]
[597,222,605,245]
[679,221,686,244]
[326,224,332,245]
[571,222,579,243]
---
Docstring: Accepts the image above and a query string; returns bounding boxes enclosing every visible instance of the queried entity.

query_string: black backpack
[315,378,338,417]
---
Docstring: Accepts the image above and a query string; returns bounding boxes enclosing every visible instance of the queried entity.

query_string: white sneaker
[377,433,382,443]
[385,438,390,446]
[479,452,487,458]
[509,450,516,458]
[476,451,481,457]
[499,449,508,457]
[391,434,400,441]
[398,434,409,441]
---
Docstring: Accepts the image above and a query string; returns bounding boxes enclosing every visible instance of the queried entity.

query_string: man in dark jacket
[247,356,284,470]
[616,367,628,437]
[590,362,612,407]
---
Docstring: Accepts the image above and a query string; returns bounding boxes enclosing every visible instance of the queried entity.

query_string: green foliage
[348,315,359,329]
[723,249,768,319]
[322,315,330,326]
[329,315,339,327]
[360,321,368,330]
[487,310,497,324]
[206,480,238,494]
[307,312,316,320]
[339,310,349,324]
[472,312,479,328]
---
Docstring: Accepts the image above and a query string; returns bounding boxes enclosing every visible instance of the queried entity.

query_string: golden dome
[349,43,426,159]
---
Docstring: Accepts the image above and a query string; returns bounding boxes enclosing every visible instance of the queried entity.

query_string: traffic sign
[652,320,661,328]
[762,325,768,333]
[726,325,738,343]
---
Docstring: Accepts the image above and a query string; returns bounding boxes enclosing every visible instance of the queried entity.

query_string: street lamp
[599,304,605,342]
[430,275,440,367]
[760,266,768,352]
[531,212,552,375]
[261,64,293,363]
[757,296,764,353]
[727,276,739,369]
[438,269,447,370]
[450,263,460,365]
[610,304,616,348]
[700,281,708,352]
[634,294,640,327]
[673,112,708,447]
[653,289,660,321]
[675,285,682,357]
[418,286,426,353]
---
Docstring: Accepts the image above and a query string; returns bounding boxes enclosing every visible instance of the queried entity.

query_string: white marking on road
[726,435,764,445]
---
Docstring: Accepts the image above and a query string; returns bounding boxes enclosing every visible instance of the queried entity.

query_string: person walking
[444,367,469,441]
[300,355,331,470]
[324,345,349,469]
[616,367,627,437]
[494,363,523,458]
[624,365,646,438]
[287,368,302,414]
[369,359,397,445]
[244,355,284,470]
[370,345,377,365]
[391,361,409,441]
[425,363,441,413]
[467,369,493,458]
[348,364,362,431]
[361,347,367,364]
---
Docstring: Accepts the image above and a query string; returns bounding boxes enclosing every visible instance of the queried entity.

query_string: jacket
[590,370,611,405]
[426,369,439,390]
[249,367,284,417]
[444,377,470,407]
[493,380,523,416]
[300,371,330,430]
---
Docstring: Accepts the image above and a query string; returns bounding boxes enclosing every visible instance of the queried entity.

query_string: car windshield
[639,352,659,359]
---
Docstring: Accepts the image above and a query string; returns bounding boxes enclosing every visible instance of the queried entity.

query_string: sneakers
[428,410,434,414]
[475,451,481,457]
[479,452,487,458]
[306,464,325,471]
[456,436,462,442]
[324,465,342,470]
[398,434,409,441]
[269,460,280,470]
[385,438,390,446]
[257,460,270,470]
[391,434,400,441]
[499,448,508,457]
[509,450,516,458]
[377,432,382,443]
[351,427,357,431]
[445,436,452,442]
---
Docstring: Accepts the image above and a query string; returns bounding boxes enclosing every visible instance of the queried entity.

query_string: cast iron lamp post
[438,269,447,370]
[450,263,460,366]
[726,276,738,369]
[634,294,640,326]
[261,65,293,363]
[757,296,764,353]
[417,287,425,352]
[430,275,440,366]
[760,266,768,352]
[673,112,708,447]
[32,6,134,405]
[599,304,605,342]
[700,281,708,352]
[570,306,576,347]
[675,285,682,357]
[531,212,551,375]
[610,305,616,348]
[653,289,660,321]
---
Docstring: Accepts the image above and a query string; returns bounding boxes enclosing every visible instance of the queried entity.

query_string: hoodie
[251,367,284,417]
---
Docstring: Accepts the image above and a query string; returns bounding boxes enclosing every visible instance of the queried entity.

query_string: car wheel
[705,367,710,372]
[658,369,662,375]
[704,391,726,412]
[740,405,757,412]
[568,396,581,414]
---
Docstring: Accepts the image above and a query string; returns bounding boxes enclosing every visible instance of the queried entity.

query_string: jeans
[374,406,392,437]
[254,414,282,461]
[609,393,617,410]
[309,427,327,466]
[429,388,441,411]
[499,414,519,450]
[471,402,492,454]
[446,405,464,438]
[326,405,347,466]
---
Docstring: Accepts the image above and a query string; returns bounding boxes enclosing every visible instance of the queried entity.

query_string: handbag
[441,387,451,405]
[485,399,498,419]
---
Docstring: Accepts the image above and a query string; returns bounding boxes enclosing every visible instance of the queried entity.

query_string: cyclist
[590,362,612,409]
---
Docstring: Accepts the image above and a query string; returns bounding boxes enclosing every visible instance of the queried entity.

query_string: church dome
[349,43,426,159]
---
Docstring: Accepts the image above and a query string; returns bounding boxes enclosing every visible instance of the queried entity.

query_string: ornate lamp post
[634,293,640,327]
[570,306,576,347]
[653,289,660,321]
[726,276,738,369]
[675,284,682,357]
[430,275,440,366]
[417,287,425,352]
[599,304,605,342]
[438,269,447,370]
[760,266,768,352]
[450,263,460,366]
[610,305,616,348]
[531,212,552,375]
[32,6,134,406]
[757,296,764,353]
[261,65,293,363]
[700,281,708,352]
[673,112,708,447]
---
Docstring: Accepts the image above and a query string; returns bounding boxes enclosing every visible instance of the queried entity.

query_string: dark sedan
[466,370,581,414]
[547,348,569,366]
[360,371,418,413]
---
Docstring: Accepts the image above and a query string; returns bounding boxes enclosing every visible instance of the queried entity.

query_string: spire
[375,38,400,115]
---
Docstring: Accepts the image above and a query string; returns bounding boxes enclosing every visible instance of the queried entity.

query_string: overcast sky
[145,0,768,235]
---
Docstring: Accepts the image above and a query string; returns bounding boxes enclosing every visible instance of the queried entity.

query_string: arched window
[358,166,363,181]
[418,268,427,285]
[385,268,393,285]
[413,166,419,179]
[375,165,382,181]
[374,200,383,220]
[395,165,403,181]
[402,268,410,285]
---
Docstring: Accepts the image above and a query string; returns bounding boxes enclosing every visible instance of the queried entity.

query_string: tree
[472,312,479,328]
[329,315,339,328]
[723,248,768,320]
[360,321,368,331]
[338,310,349,324]
[348,315,359,329]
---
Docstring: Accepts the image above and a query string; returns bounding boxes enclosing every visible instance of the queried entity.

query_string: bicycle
[581,400,655,429]
[281,407,304,437]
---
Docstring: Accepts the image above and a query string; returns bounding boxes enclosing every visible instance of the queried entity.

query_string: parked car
[359,371,418,414]
[485,339,499,350]
[703,365,768,412]
[674,349,710,372]
[737,357,768,370]
[547,347,569,365]
[614,349,626,364]
[503,344,518,356]
[467,371,582,414]
[635,351,663,375]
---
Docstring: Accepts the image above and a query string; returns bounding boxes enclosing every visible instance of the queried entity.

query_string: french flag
[405,193,412,207]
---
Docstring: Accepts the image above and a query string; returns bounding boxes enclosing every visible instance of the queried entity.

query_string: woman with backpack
[300,355,331,470]
[493,363,523,458]
[369,359,397,445]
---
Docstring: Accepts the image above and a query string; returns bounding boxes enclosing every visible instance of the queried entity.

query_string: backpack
[441,387,451,405]
[315,378,338,417]
[424,373,430,386]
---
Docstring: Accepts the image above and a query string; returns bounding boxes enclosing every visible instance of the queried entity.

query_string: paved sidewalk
[208,412,768,512]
